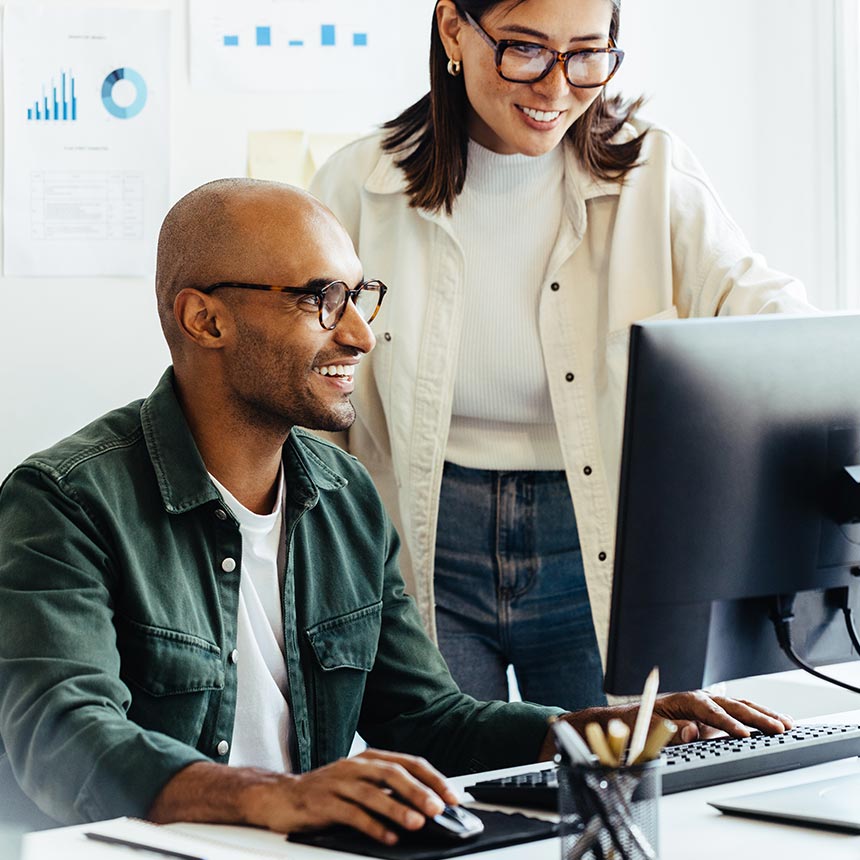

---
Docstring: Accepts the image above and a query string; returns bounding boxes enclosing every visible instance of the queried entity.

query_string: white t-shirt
[209,470,293,773]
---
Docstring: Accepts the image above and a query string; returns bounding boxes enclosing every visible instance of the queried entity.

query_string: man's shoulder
[8,399,146,487]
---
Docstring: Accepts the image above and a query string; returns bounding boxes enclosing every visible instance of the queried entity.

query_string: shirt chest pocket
[306,601,382,671]
[305,602,382,761]
[117,617,224,749]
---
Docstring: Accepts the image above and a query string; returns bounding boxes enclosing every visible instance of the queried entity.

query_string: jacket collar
[140,368,346,515]
[284,430,348,507]
[362,126,634,234]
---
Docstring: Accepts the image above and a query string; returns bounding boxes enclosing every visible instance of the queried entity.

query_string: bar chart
[220,22,369,48]
[26,70,77,122]
[189,0,432,101]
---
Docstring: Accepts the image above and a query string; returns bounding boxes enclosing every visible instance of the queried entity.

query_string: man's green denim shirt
[0,369,561,826]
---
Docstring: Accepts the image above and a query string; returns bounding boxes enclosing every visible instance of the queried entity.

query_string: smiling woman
[383,0,642,211]
[310,0,813,713]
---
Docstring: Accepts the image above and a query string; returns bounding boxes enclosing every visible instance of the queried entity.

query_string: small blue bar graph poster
[189,0,431,108]
[3,5,170,277]
[26,70,77,122]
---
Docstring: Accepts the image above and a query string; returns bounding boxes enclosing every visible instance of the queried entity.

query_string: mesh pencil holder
[558,759,661,860]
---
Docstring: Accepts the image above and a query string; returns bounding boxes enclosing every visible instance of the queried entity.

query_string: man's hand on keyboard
[538,692,794,759]
[651,691,794,744]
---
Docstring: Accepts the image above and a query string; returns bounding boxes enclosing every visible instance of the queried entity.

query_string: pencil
[632,719,678,764]
[585,721,617,766]
[626,666,660,765]
[606,718,631,765]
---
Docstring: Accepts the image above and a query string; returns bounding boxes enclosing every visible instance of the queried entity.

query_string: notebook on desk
[709,773,860,833]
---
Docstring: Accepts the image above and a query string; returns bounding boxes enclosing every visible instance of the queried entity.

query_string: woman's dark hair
[381,0,645,213]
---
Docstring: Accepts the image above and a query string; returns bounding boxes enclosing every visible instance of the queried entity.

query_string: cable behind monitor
[835,586,860,657]
[770,593,860,695]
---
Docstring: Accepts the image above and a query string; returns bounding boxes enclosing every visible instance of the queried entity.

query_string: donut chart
[101,67,147,119]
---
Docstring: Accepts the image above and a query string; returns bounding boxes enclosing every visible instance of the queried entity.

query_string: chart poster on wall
[190,0,433,119]
[3,6,170,277]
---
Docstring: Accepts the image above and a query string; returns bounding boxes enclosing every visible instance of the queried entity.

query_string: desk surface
[21,709,860,860]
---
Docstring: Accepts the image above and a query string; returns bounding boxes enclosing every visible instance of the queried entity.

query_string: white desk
[20,709,860,860]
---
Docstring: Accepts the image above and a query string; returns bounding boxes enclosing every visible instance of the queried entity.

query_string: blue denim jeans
[434,462,607,712]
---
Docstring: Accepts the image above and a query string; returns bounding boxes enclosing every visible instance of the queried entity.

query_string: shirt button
[550,282,560,292]
[565,372,575,382]
[598,551,607,562]
[216,740,229,756]
[221,557,237,573]
[230,649,239,665]
[384,332,392,342]
[583,466,593,476]
[214,508,227,521]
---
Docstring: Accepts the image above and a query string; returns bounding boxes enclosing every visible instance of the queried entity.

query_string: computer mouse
[416,803,485,841]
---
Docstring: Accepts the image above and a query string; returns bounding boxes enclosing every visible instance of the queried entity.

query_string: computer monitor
[605,314,860,695]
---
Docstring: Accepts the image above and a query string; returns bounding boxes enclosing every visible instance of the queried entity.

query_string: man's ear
[174,288,227,349]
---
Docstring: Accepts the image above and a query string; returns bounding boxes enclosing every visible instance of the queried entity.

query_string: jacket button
[598,551,607,562]
[221,557,237,573]
[230,649,239,665]
[216,740,230,756]
[550,282,560,292]
[384,332,392,342]
[583,466,593,476]
[214,508,227,521]
[565,372,575,382]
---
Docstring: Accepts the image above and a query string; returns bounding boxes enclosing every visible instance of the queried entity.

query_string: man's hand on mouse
[269,749,460,844]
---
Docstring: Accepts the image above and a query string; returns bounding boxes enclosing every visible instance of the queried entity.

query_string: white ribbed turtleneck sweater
[446,139,565,470]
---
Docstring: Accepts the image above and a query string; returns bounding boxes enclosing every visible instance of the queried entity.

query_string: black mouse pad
[287,808,559,859]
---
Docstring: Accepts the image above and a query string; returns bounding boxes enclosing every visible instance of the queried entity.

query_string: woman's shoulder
[600,117,719,201]
[614,116,675,153]
[614,119,740,227]
[311,129,413,211]
[312,130,389,188]
[620,118,706,174]
[324,129,386,166]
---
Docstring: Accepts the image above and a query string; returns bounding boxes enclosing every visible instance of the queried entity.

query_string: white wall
[0,0,433,479]
[614,0,837,307]
[0,0,847,479]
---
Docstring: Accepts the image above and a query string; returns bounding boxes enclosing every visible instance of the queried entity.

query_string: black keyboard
[466,724,860,809]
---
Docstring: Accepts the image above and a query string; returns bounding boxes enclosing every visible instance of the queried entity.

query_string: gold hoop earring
[447,58,462,77]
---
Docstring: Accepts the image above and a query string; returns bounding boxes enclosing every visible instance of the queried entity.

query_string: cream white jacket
[310,121,811,665]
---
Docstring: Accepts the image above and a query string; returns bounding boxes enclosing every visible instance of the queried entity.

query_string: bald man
[0,180,791,841]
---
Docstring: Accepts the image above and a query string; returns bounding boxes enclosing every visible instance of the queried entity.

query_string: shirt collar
[140,368,346,515]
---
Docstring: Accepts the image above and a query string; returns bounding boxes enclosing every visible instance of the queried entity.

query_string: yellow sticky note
[247,130,360,189]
